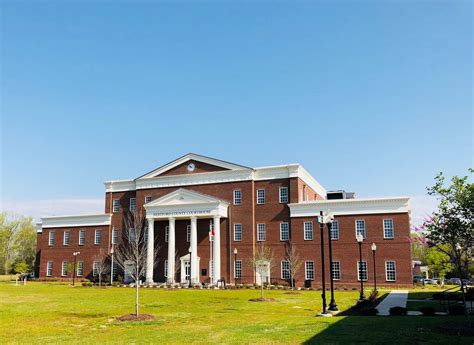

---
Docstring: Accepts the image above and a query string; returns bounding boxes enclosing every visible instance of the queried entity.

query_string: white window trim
[112,227,119,244]
[79,229,85,246]
[233,189,242,205]
[234,260,242,279]
[145,196,152,204]
[304,221,313,241]
[130,198,137,212]
[94,229,101,245]
[46,261,53,276]
[112,199,120,213]
[280,222,289,241]
[257,223,266,241]
[92,261,99,277]
[385,260,397,281]
[61,261,68,277]
[233,223,242,241]
[305,261,315,281]
[279,187,289,203]
[331,261,341,280]
[281,260,290,279]
[355,219,366,239]
[357,261,368,281]
[48,231,55,246]
[63,230,70,246]
[383,219,394,239]
[330,221,339,240]
[256,189,265,204]
[76,261,84,276]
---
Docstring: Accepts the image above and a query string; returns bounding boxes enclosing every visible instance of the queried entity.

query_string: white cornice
[104,180,136,192]
[40,214,112,229]
[288,197,410,218]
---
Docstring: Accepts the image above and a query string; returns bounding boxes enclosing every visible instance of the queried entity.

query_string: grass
[0,282,472,344]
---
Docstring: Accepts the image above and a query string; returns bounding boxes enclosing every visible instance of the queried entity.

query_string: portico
[143,188,228,285]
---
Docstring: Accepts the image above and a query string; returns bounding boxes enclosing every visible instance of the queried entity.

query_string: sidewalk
[376,290,408,316]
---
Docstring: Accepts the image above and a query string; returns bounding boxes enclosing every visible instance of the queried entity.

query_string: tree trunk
[135,280,139,316]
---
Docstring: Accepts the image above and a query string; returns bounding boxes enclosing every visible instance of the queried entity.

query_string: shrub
[448,304,465,316]
[389,306,407,316]
[419,306,436,316]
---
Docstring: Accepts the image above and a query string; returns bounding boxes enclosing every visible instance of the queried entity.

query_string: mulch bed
[248,298,276,302]
[117,314,155,322]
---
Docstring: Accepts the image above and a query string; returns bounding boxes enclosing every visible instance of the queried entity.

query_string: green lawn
[0,282,472,344]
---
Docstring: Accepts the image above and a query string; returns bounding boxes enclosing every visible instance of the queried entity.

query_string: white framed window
[186,225,191,242]
[61,261,68,276]
[234,260,242,279]
[305,261,315,280]
[112,199,120,213]
[357,261,368,281]
[46,261,53,276]
[48,231,55,246]
[145,196,152,204]
[112,227,119,244]
[356,220,366,239]
[279,187,289,203]
[383,219,394,239]
[79,229,85,245]
[385,261,396,281]
[92,261,99,277]
[331,261,341,280]
[280,222,289,241]
[281,260,290,279]
[94,229,102,245]
[233,224,242,241]
[111,262,117,278]
[165,226,169,242]
[130,198,136,212]
[233,190,242,205]
[77,261,84,276]
[304,221,313,240]
[256,189,265,204]
[257,223,266,241]
[63,230,70,246]
[164,260,168,278]
[330,221,339,240]
[129,228,136,242]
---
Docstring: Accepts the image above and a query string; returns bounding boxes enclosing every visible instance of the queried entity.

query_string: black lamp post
[188,247,192,288]
[319,211,327,314]
[371,243,377,291]
[233,248,238,284]
[356,233,365,301]
[327,219,338,311]
[72,251,80,286]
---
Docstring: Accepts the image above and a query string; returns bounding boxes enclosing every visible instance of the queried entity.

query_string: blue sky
[1,1,472,223]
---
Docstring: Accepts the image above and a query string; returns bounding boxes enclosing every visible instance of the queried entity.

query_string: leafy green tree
[423,245,453,279]
[13,262,30,274]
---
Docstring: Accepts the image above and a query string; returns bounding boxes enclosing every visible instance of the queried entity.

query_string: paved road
[376,290,408,316]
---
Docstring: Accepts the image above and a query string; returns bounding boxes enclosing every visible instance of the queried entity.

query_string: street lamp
[327,215,338,312]
[110,244,115,285]
[356,233,365,301]
[72,251,80,287]
[318,211,327,314]
[188,247,192,288]
[233,248,238,284]
[371,243,377,291]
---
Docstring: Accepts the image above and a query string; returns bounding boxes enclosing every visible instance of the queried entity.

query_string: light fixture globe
[356,233,364,243]
[371,243,377,251]
[233,248,238,255]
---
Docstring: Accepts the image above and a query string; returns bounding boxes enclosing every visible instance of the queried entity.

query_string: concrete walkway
[376,290,408,316]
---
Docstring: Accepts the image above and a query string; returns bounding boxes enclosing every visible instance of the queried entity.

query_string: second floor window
[145,196,152,204]
[280,222,289,241]
[63,230,70,246]
[233,190,242,205]
[130,198,136,212]
[383,219,394,239]
[330,221,339,240]
[165,226,169,242]
[112,199,120,213]
[186,225,191,242]
[234,224,242,241]
[94,229,102,245]
[356,220,366,239]
[257,189,265,204]
[304,221,313,240]
[279,187,289,203]
[79,229,85,245]
[48,231,55,246]
[257,223,266,241]
[112,227,119,244]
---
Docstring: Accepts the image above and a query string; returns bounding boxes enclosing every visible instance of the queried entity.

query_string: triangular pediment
[137,153,251,179]
[144,188,226,207]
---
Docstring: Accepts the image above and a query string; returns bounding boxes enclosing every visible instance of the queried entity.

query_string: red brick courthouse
[36,154,412,287]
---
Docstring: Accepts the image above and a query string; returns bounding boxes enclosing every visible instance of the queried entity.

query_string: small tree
[285,241,302,290]
[251,244,274,299]
[92,249,110,287]
[13,262,30,275]
[115,209,160,316]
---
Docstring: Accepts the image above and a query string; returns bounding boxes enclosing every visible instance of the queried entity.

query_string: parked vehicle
[413,275,424,284]
[448,278,461,285]
[423,279,434,285]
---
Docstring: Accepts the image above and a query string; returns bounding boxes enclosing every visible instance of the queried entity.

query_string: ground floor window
[331,261,341,280]
[46,261,53,276]
[385,261,396,281]
[61,261,68,276]
[93,261,99,277]
[357,261,368,281]
[234,260,242,279]
[77,261,83,276]
[164,260,168,278]
[305,261,314,280]
[281,260,290,279]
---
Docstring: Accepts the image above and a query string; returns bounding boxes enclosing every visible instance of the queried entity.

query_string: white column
[167,217,175,284]
[145,218,154,284]
[213,216,221,285]
[190,216,198,284]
